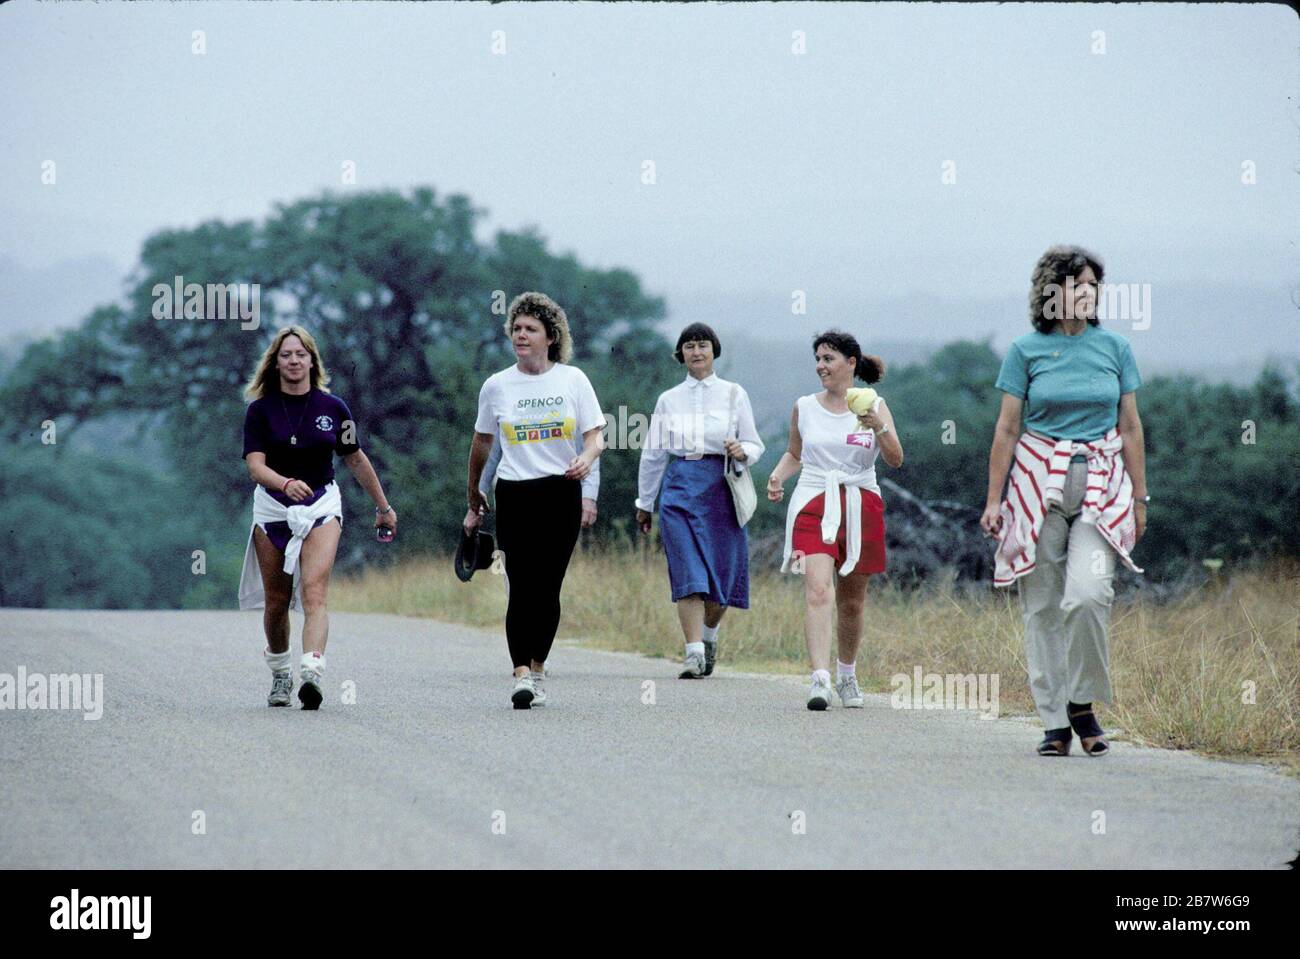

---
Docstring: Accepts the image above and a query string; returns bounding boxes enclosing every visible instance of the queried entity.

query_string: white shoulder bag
[724,384,757,527]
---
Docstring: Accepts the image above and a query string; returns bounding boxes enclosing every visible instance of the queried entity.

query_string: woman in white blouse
[636,323,765,678]
[766,329,904,710]
[465,292,605,709]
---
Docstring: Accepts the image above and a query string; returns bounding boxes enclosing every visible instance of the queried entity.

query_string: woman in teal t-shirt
[981,246,1149,757]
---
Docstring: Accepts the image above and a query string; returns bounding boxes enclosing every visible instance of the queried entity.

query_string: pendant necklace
[279,389,311,445]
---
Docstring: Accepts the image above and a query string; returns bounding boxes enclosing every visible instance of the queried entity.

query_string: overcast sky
[1,1,1296,372]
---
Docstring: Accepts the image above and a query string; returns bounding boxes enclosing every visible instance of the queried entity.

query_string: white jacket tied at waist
[781,465,878,577]
[237,481,343,611]
[993,427,1142,587]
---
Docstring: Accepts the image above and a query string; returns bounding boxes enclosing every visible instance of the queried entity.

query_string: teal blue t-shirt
[995,325,1141,441]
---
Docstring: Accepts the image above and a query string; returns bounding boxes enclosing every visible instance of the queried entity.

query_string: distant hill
[0,254,126,337]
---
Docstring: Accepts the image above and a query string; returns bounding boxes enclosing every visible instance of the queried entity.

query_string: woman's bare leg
[703,601,726,629]
[802,554,836,672]
[298,519,341,656]
[834,572,870,667]
[252,525,293,654]
[676,594,705,645]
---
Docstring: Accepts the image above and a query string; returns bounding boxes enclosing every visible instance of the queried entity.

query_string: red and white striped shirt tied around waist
[993,427,1143,587]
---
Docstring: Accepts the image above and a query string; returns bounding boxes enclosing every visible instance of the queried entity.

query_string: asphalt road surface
[2,609,1296,868]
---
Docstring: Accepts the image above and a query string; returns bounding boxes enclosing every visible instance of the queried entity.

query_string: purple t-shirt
[243,388,361,506]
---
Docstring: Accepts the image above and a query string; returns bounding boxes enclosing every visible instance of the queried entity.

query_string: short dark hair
[1029,245,1105,334]
[811,329,884,384]
[674,322,722,364]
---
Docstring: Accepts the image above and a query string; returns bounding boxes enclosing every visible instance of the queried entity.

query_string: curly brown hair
[1029,245,1105,333]
[504,291,573,364]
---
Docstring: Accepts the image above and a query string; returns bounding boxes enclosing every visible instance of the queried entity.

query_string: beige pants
[1018,457,1116,730]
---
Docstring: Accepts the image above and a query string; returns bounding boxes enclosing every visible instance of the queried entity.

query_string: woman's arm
[1117,391,1147,542]
[565,425,604,481]
[635,398,670,527]
[465,431,494,530]
[980,393,1024,535]
[766,403,803,501]
[860,399,903,468]
[343,449,395,530]
[245,452,313,502]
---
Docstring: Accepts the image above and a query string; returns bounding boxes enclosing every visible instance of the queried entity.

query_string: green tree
[0,187,674,595]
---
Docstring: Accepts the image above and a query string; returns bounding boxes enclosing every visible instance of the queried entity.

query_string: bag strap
[725,384,740,474]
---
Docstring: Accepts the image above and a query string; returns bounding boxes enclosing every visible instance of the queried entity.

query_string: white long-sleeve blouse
[635,373,764,512]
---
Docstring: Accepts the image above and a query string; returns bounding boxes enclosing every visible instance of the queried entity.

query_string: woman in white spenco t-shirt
[766,329,905,711]
[465,292,606,709]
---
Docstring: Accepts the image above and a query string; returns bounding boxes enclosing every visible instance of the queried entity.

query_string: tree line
[1,188,1296,607]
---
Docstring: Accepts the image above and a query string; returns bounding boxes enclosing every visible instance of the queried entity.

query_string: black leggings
[494,475,582,669]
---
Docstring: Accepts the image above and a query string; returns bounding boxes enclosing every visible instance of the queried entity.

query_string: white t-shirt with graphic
[474,363,606,482]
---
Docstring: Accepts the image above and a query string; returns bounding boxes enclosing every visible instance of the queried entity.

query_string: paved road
[1,609,1296,868]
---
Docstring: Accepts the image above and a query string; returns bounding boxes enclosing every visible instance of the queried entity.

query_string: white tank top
[795,392,882,496]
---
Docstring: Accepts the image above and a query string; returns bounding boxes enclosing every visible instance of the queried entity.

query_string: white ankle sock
[301,651,325,676]
[837,660,856,679]
[701,624,719,643]
[685,641,706,658]
[812,668,831,686]
[264,648,292,674]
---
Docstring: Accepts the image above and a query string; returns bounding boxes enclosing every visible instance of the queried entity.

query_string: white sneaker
[837,674,865,708]
[511,675,535,709]
[678,650,706,679]
[530,672,547,706]
[807,675,832,711]
[298,668,323,710]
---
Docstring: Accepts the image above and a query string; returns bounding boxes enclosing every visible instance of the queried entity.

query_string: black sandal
[1068,703,1109,757]
[1037,727,1072,756]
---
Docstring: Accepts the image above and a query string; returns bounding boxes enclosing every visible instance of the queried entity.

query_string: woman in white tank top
[767,330,905,711]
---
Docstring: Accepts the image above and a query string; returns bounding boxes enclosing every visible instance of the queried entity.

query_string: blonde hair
[504,291,573,364]
[243,325,332,400]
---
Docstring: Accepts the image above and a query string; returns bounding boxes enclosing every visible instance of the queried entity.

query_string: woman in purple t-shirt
[240,326,396,710]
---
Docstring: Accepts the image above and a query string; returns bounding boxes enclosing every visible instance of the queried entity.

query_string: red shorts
[791,488,887,576]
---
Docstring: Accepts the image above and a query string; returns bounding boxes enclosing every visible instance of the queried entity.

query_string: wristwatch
[876,422,890,435]
[375,505,395,515]
[1135,495,1150,504]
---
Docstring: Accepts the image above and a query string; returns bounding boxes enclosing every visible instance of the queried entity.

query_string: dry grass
[332,547,1299,771]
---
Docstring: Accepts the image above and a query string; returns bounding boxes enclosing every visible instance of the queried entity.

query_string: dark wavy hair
[674,322,722,364]
[1029,245,1105,334]
[812,329,884,384]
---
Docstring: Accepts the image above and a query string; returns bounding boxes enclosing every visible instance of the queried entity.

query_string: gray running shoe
[679,650,706,679]
[837,674,865,708]
[267,670,293,707]
[807,675,832,711]
[530,672,547,706]
[702,639,718,676]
